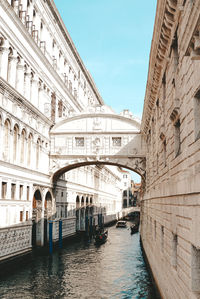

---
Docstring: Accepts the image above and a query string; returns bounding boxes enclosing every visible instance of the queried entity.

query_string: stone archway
[44,191,52,245]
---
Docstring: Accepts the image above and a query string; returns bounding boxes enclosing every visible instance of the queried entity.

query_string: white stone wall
[141,1,200,298]
[0,0,127,262]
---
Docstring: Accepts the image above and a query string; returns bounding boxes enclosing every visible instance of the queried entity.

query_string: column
[78,209,81,230]
[0,39,9,80]
[7,49,18,87]
[24,66,31,101]
[38,83,45,112]
[0,121,2,160]
[16,58,24,94]
[30,73,39,106]
[51,92,56,122]
[13,0,20,14]
[7,180,11,200]
[16,182,19,200]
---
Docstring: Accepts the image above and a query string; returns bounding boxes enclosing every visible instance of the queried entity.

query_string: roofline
[47,0,104,106]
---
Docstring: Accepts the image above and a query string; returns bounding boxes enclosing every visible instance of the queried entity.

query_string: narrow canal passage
[0,224,159,299]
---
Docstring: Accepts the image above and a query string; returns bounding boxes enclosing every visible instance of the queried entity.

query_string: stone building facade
[0,0,125,262]
[140,0,200,298]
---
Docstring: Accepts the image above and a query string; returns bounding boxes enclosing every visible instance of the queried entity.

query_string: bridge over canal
[49,105,146,184]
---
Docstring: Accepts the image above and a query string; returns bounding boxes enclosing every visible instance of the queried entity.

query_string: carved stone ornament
[93,117,102,130]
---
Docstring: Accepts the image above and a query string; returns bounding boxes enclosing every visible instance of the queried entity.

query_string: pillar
[0,39,9,80]
[13,0,20,14]
[24,66,31,101]
[30,74,39,106]
[16,58,24,94]
[7,49,18,87]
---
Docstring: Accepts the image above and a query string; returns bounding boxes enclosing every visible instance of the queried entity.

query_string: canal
[0,223,160,299]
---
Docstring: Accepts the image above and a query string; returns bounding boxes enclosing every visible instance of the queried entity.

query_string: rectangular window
[191,245,200,291]
[163,140,167,167]
[172,234,177,268]
[75,137,84,147]
[26,211,29,221]
[112,137,121,147]
[20,211,23,222]
[2,182,7,199]
[27,186,29,201]
[11,184,16,200]
[174,119,181,157]
[154,220,156,240]
[161,226,164,252]
[61,192,64,197]
[194,89,200,141]
[19,185,23,200]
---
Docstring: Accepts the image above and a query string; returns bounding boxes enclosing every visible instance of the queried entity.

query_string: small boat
[116,220,127,228]
[130,223,139,234]
[94,226,108,244]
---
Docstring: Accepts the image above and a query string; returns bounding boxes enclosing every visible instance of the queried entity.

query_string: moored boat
[94,226,108,244]
[116,220,127,228]
[130,223,139,234]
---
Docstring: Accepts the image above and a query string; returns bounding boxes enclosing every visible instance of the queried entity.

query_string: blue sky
[54,0,157,118]
[54,0,157,182]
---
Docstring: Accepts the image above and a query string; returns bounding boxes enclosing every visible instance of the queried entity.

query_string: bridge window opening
[2,182,7,199]
[171,233,177,269]
[112,137,121,147]
[75,137,84,147]
[193,89,200,141]
[26,211,29,221]
[191,245,200,292]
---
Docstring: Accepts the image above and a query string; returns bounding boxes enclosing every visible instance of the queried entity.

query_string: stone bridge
[50,106,146,183]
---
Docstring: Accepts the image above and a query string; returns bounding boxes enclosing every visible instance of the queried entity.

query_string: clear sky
[53,0,157,182]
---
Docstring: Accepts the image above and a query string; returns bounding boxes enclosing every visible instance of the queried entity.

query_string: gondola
[94,226,108,244]
[130,223,139,234]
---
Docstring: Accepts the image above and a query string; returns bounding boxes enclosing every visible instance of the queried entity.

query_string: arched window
[36,138,40,169]
[27,133,33,167]
[13,124,19,163]
[20,129,26,164]
[4,119,11,160]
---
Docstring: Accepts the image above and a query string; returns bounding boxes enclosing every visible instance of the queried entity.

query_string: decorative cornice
[0,77,52,127]
[0,0,83,111]
[141,0,178,134]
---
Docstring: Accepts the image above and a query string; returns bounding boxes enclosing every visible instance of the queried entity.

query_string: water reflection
[0,223,159,298]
